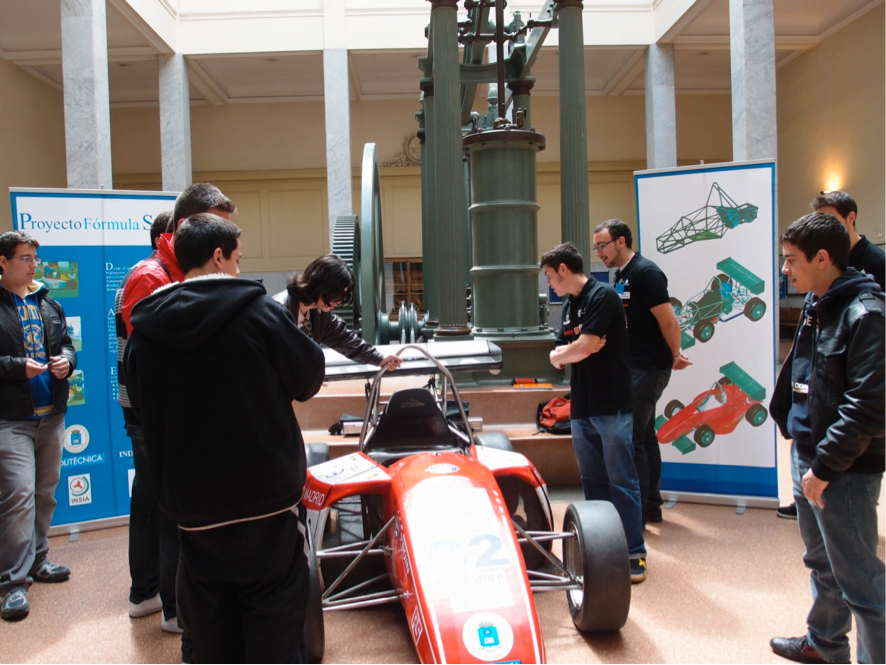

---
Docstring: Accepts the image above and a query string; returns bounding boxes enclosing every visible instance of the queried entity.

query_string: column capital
[428,0,458,10]
[508,79,535,96]
[554,0,584,10]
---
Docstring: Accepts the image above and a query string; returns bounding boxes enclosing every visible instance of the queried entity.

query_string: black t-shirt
[850,236,885,292]
[613,253,673,370]
[556,277,633,418]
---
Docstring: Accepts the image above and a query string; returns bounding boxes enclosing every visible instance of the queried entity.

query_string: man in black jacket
[125,214,325,662]
[0,231,77,621]
[768,213,884,665]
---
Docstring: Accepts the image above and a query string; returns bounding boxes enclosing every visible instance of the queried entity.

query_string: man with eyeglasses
[275,254,402,371]
[0,231,77,621]
[593,220,690,527]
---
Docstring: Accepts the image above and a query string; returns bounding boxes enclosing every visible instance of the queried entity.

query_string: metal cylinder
[463,129,547,334]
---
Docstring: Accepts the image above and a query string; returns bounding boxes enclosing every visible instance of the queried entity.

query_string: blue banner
[10,188,178,527]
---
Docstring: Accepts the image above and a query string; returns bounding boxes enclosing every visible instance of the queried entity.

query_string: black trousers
[178,509,308,664]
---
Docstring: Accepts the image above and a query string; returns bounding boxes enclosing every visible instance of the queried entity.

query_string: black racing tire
[473,432,514,452]
[306,443,330,469]
[745,403,768,427]
[304,523,325,663]
[693,319,716,343]
[694,424,715,447]
[562,501,631,632]
[744,297,767,322]
[669,296,683,310]
[664,399,684,419]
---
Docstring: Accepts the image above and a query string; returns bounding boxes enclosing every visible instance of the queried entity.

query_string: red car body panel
[303,447,546,664]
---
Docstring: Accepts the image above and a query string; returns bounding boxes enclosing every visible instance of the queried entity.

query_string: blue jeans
[571,413,646,557]
[0,414,65,593]
[631,367,671,517]
[127,421,180,620]
[792,443,885,664]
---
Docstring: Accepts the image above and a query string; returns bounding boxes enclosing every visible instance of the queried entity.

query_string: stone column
[645,44,677,169]
[324,0,353,250]
[61,0,112,189]
[729,0,777,161]
[428,0,469,329]
[159,54,192,192]
[554,0,590,262]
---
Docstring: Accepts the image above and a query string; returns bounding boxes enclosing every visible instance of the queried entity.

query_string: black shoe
[643,510,663,524]
[28,559,71,583]
[630,558,647,583]
[769,636,846,664]
[776,503,798,520]
[1,586,30,621]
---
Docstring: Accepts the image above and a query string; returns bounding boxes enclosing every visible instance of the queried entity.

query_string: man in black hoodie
[124,213,325,663]
[768,212,884,665]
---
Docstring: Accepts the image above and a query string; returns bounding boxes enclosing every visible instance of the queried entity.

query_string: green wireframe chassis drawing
[656,183,759,254]
[670,257,767,349]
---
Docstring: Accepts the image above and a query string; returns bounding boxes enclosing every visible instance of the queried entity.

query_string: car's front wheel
[562,501,631,632]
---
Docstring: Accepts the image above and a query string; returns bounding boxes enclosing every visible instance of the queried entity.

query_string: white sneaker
[129,593,162,618]
[160,614,184,634]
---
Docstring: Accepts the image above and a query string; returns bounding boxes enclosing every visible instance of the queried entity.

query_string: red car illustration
[655,362,768,455]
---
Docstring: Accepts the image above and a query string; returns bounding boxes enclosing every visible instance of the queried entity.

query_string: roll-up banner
[633,161,779,506]
[10,188,178,530]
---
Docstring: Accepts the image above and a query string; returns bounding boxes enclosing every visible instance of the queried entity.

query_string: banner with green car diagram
[634,161,778,504]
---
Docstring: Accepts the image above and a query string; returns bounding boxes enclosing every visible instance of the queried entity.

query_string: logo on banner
[63,425,90,454]
[68,474,92,506]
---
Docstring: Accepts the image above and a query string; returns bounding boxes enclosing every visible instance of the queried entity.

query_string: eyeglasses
[5,255,39,264]
[593,240,615,253]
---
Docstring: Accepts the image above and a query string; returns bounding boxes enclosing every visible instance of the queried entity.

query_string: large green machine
[333,0,592,382]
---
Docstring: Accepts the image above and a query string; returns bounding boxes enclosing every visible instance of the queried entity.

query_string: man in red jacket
[119,183,235,637]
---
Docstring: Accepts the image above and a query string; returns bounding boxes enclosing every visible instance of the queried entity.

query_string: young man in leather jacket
[768,212,885,665]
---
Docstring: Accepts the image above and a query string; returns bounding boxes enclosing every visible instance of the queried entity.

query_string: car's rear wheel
[304,522,325,663]
[562,501,631,632]
[745,404,768,426]
[744,297,767,322]
[664,399,684,418]
[694,425,715,447]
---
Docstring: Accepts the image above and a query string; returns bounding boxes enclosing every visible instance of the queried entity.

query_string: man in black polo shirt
[541,242,647,583]
[592,220,691,525]
[776,191,885,520]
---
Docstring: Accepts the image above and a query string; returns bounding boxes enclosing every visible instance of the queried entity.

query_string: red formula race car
[301,343,632,664]
[655,361,768,455]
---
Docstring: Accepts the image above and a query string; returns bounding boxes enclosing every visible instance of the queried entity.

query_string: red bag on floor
[536,394,571,435]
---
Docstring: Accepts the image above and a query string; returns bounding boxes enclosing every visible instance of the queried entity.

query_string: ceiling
[0,0,880,106]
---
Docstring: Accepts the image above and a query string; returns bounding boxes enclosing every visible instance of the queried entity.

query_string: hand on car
[380,355,402,370]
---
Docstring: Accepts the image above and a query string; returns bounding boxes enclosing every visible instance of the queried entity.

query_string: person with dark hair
[113,210,181,629]
[124,215,324,663]
[172,182,236,228]
[275,254,402,370]
[777,192,882,521]
[118,184,235,639]
[0,231,77,621]
[540,242,648,583]
[769,212,884,665]
[592,219,691,526]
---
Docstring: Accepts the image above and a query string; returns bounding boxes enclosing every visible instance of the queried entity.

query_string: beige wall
[776,3,885,238]
[0,59,67,232]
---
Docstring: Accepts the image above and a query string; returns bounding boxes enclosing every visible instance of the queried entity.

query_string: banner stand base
[663,491,780,511]
[49,515,129,539]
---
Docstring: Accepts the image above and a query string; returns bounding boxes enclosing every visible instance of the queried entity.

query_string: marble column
[61,0,112,189]
[324,0,353,250]
[428,0,469,328]
[554,0,590,262]
[159,54,192,192]
[729,0,777,161]
[645,44,677,169]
